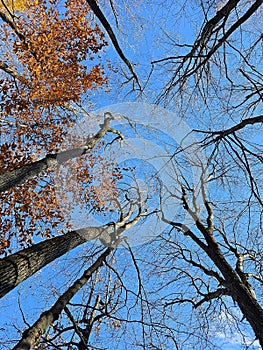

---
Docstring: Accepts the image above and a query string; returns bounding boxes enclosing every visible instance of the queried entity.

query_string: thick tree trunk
[0,154,58,193]
[166,212,263,345]
[12,247,113,350]
[232,283,263,348]
[207,245,263,347]
[0,226,110,299]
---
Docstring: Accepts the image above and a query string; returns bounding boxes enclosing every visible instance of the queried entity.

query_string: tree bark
[0,226,110,299]
[0,115,113,193]
[12,247,113,350]
[0,154,58,193]
[164,213,263,346]
[206,245,263,347]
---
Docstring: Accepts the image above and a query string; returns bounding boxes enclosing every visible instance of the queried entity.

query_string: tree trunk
[12,247,113,350]
[0,226,110,299]
[0,154,58,193]
[0,115,113,193]
[207,245,263,347]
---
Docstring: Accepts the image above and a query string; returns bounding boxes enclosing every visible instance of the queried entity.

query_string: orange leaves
[0,0,116,255]
[0,235,11,255]
[0,142,32,173]
[0,236,10,249]
[0,0,108,150]
[10,0,107,107]
[0,171,68,252]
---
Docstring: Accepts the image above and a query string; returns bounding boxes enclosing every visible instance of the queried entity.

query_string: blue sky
[1,1,263,349]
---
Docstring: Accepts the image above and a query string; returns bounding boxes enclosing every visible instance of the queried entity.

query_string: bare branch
[0,60,22,80]
[86,0,141,90]
[194,288,230,308]
[198,115,263,146]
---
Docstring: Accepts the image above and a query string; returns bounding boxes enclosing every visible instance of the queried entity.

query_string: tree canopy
[1,1,263,349]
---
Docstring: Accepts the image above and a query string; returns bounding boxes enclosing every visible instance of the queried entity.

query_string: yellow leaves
[0,0,27,13]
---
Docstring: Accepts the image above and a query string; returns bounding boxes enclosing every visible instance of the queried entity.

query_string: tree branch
[0,60,23,80]
[86,0,141,90]
[194,288,229,308]
[198,115,263,146]
[0,114,115,193]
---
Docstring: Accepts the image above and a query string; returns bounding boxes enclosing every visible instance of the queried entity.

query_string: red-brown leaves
[0,0,113,254]
[12,0,107,106]
[15,1,105,106]
[1,0,107,106]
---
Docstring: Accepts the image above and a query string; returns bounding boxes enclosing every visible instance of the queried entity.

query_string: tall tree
[10,201,146,349]
[0,226,111,299]
[0,0,118,252]
[1,1,263,349]
[12,246,113,350]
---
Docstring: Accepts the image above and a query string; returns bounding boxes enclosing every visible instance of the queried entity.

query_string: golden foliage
[0,0,27,13]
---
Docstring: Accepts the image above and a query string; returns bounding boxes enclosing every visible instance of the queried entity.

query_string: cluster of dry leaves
[0,0,120,253]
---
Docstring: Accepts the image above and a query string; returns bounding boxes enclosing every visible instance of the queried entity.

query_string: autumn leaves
[0,0,115,253]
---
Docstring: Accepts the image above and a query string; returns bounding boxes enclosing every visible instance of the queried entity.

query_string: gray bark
[0,154,58,193]
[0,226,111,299]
